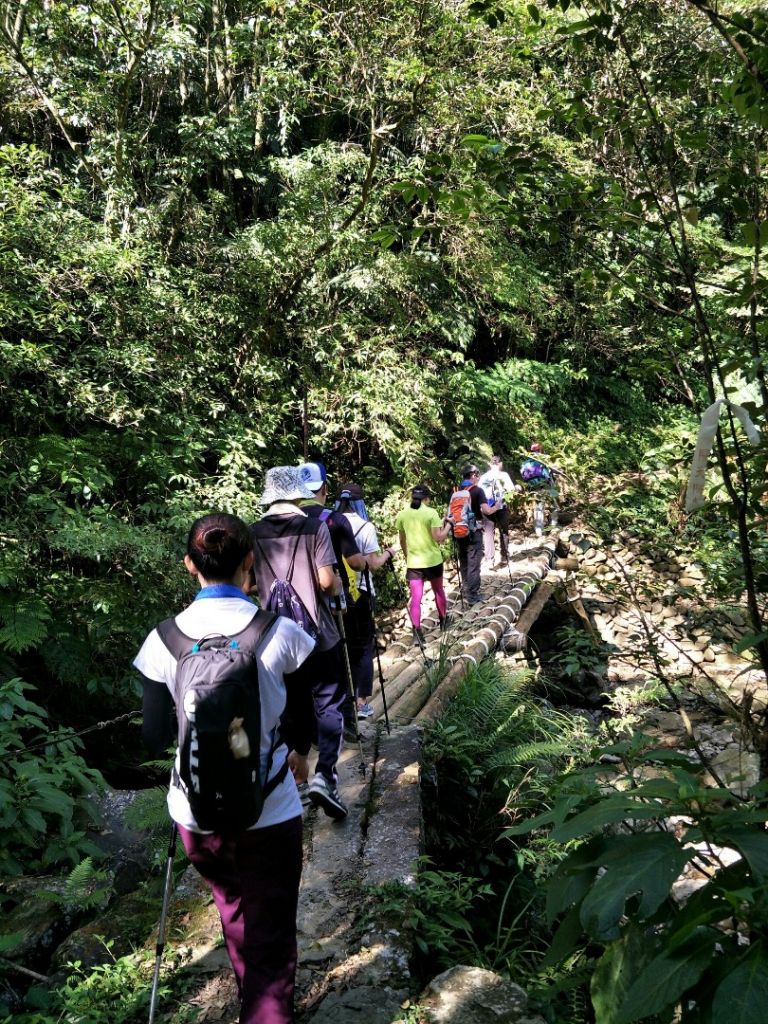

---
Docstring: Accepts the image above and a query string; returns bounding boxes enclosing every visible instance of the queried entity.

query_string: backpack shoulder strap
[318,508,332,523]
[233,609,279,652]
[157,617,195,660]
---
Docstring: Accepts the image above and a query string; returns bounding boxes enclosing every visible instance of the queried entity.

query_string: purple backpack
[255,532,320,642]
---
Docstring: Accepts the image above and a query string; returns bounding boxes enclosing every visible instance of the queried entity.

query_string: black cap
[337,481,364,500]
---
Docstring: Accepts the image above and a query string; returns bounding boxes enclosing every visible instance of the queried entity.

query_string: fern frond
[34,856,112,912]
[0,592,51,653]
[123,787,171,835]
[489,739,573,770]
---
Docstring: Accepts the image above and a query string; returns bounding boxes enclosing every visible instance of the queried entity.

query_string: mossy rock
[50,889,159,979]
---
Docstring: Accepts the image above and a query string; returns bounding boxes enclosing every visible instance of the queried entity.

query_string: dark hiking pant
[282,643,345,784]
[178,815,303,1024]
[344,590,374,700]
[458,532,483,601]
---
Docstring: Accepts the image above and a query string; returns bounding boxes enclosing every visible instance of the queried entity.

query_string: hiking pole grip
[148,822,178,1024]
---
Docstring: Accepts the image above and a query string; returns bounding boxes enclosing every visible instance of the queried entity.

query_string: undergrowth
[409,659,595,1021]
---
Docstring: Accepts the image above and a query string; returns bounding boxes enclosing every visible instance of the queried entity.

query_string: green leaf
[728,828,768,884]
[733,631,768,654]
[21,806,47,833]
[712,942,768,1024]
[616,931,717,1024]
[546,836,606,922]
[543,904,584,966]
[592,924,654,1024]
[741,222,758,247]
[580,833,689,940]
[551,794,662,843]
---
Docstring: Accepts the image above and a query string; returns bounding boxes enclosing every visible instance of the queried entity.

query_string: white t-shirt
[478,468,515,507]
[133,597,315,833]
[343,512,380,595]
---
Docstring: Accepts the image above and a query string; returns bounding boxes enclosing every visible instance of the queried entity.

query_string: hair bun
[202,527,226,552]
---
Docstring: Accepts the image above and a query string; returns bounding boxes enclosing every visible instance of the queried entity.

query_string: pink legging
[408,577,447,629]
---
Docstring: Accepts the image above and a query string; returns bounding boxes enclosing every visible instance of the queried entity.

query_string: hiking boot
[357,702,375,719]
[308,773,348,821]
[412,627,426,648]
[439,614,453,633]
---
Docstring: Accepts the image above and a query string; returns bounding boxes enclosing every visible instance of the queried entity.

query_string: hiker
[296,461,369,729]
[250,466,349,821]
[478,455,516,568]
[135,513,315,1024]
[520,443,560,533]
[295,461,367,611]
[451,465,493,605]
[395,483,452,646]
[335,481,397,717]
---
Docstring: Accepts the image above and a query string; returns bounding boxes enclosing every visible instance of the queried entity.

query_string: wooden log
[388,674,434,722]
[415,580,556,725]
[513,580,555,635]
[554,557,579,571]
[370,659,428,718]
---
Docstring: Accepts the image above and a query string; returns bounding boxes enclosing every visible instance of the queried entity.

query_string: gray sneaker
[308,773,348,820]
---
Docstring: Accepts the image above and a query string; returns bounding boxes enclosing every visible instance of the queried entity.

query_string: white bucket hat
[259,466,315,505]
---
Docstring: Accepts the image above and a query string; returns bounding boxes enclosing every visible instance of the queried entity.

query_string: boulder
[90,790,155,896]
[1,875,75,965]
[420,965,536,1024]
[49,889,158,978]
[310,986,408,1024]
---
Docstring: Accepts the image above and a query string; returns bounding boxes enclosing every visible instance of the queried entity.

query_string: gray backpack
[158,611,284,831]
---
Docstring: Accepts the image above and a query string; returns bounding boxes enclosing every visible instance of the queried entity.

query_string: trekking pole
[148,822,178,1024]
[333,605,367,778]
[364,567,391,736]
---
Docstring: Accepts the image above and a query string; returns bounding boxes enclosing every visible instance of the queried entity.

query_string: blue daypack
[520,458,552,485]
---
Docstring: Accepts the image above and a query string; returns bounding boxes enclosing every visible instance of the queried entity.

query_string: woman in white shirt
[134,513,315,1024]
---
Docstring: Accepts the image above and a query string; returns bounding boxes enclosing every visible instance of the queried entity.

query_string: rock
[1,876,75,963]
[310,986,407,1024]
[421,966,530,1024]
[90,789,155,896]
[672,878,708,903]
[49,889,158,978]
[726,610,746,627]
[678,577,702,588]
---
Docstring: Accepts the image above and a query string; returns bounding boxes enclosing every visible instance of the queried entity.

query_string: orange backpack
[447,488,476,539]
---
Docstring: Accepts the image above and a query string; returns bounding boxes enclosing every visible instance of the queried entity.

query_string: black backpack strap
[238,610,287,801]
[285,530,304,584]
[262,733,290,800]
[254,528,304,587]
[234,609,279,652]
[157,617,195,660]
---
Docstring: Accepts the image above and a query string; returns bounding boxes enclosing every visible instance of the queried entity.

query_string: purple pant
[178,816,303,1024]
